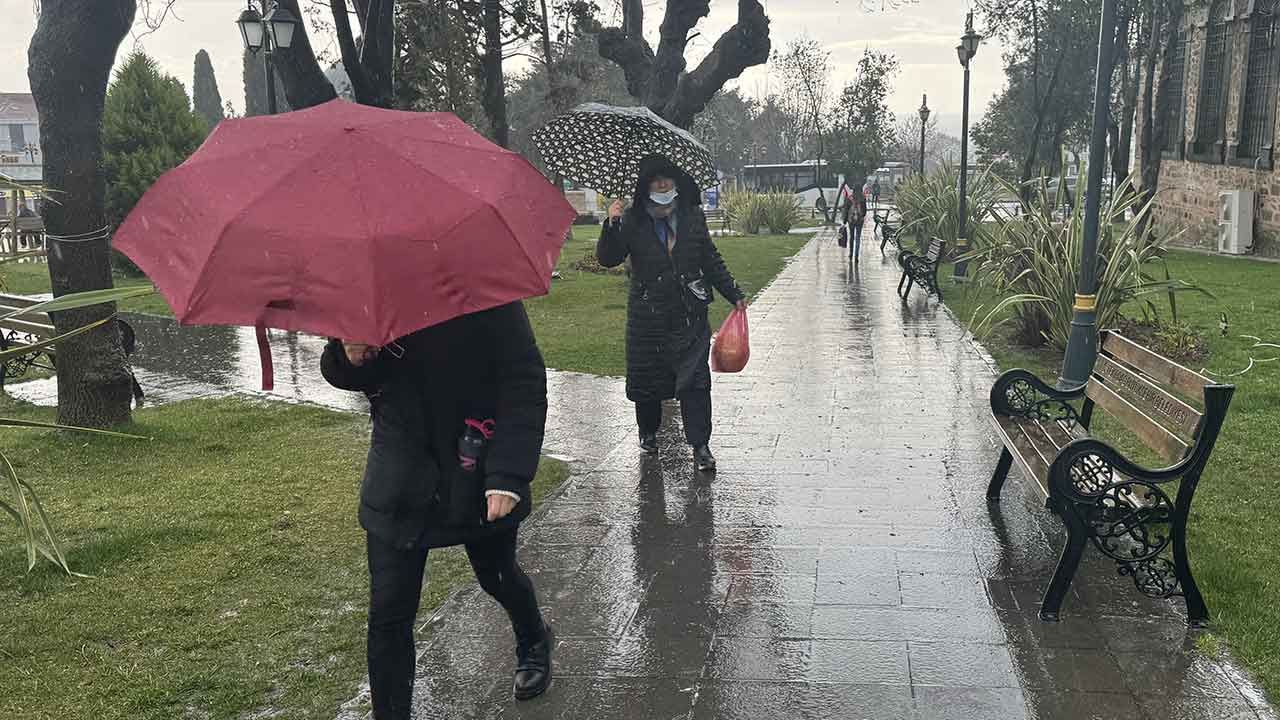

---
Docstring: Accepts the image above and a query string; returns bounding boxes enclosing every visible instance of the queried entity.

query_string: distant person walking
[871,179,882,207]
[843,182,868,264]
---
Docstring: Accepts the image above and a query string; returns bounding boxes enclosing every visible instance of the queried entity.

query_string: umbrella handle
[256,323,275,392]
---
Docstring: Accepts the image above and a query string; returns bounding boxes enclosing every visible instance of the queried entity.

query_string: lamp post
[1059,0,1118,388]
[918,94,931,176]
[952,12,982,281]
[236,0,299,115]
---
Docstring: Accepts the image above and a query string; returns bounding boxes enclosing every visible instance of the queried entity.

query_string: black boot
[694,445,716,472]
[638,432,658,455]
[513,624,554,701]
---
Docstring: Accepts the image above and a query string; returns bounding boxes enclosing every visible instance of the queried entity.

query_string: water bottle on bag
[449,418,495,526]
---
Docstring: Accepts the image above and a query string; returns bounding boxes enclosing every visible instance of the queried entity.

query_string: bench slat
[1037,418,1078,451]
[0,308,53,325]
[1102,332,1211,402]
[992,415,1054,497]
[0,293,43,309]
[0,318,56,339]
[1085,380,1190,463]
[1093,355,1202,440]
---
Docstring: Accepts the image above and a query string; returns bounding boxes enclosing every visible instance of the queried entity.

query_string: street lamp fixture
[265,5,299,50]
[237,6,265,53]
[236,1,297,115]
[953,11,982,281]
[918,94,931,176]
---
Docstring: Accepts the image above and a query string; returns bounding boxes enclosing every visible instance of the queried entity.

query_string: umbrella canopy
[532,103,717,199]
[115,99,574,381]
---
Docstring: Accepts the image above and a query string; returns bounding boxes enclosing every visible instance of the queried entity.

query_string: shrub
[723,191,800,235]
[895,163,1004,252]
[760,192,802,235]
[966,171,1208,349]
[722,191,766,235]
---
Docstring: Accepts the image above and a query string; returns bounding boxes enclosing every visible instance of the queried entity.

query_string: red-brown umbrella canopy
[115,100,573,387]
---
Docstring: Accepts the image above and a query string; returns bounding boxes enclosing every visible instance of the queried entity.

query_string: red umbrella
[114,99,574,389]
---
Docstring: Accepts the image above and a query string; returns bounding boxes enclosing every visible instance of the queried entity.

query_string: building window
[4,124,24,154]
[1235,0,1279,167]
[1160,32,1189,157]
[1191,0,1233,162]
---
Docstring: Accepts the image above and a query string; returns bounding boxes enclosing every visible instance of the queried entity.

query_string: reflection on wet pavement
[10,231,1273,719]
[372,230,1270,719]
[7,317,632,469]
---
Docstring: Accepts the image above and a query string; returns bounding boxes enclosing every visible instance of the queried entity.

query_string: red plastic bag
[711,307,750,373]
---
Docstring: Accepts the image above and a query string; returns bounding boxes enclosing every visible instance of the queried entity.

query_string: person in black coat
[320,301,553,717]
[597,154,746,471]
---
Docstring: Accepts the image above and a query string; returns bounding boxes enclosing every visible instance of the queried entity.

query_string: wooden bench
[987,331,1235,625]
[896,237,945,301]
[0,293,143,401]
[704,207,731,232]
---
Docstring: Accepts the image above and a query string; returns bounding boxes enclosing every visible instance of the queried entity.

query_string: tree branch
[663,0,770,128]
[644,0,711,111]
[597,27,655,100]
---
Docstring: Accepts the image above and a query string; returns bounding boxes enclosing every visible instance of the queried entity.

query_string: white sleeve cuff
[485,489,522,503]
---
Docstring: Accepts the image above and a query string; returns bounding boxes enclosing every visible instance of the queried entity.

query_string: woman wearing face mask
[596,154,746,471]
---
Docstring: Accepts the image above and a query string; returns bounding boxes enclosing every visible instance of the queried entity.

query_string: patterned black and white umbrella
[532,103,717,199]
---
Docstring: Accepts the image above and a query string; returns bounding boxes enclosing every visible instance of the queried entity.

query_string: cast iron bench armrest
[990,368,1086,416]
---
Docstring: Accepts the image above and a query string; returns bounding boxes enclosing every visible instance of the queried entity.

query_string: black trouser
[636,389,712,447]
[366,528,543,720]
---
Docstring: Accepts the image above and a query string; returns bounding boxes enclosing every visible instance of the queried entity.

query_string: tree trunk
[1110,7,1138,187]
[341,0,395,107]
[27,0,136,428]
[271,0,338,110]
[1138,0,1184,238]
[1018,52,1066,201]
[482,0,509,146]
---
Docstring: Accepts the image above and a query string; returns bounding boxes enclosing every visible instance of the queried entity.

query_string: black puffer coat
[596,161,743,404]
[320,302,547,550]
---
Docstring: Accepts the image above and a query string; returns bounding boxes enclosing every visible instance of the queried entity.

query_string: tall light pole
[952,12,982,281]
[236,0,299,115]
[1059,0,1118,388]
[918,94,931,176]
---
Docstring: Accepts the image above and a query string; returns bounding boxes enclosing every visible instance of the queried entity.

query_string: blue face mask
[649,188,679,206]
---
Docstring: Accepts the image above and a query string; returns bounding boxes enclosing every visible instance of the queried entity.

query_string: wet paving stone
[706,637,809,681]
[913,687,1028,720]
[715,602,814,639]
[908,641,1019,688]
[807,639,910,684]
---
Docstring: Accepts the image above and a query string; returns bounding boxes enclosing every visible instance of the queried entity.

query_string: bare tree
[598,0,772,127]
[27,0,137,427]
[775,38,833,183]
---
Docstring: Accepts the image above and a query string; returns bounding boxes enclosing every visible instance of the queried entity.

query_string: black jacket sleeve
[596,217,631,268]
[320,339,394,392]
[693,209,744,304]
[475,302,548,496]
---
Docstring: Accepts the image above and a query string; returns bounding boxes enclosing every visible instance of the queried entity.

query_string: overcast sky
[0,0,1005,138]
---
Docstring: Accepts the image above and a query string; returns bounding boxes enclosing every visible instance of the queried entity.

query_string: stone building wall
[1139,0,1280,259]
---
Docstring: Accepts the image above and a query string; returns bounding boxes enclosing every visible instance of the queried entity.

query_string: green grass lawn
[525,227,811,375]
[0,397,568,720]
[1,261,172,316]
[941,250,1280,697]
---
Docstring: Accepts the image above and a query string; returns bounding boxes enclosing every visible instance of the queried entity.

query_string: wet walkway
[379,229,1274,719]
